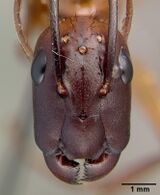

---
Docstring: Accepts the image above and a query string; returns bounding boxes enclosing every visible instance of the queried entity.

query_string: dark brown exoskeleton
[14,0,133,184]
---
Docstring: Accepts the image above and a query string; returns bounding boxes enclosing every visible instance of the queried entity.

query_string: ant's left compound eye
[118,47,133,84]
[31,50,47,85]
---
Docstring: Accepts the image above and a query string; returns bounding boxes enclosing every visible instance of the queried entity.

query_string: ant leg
[14,0,33,61]
[121,0,133,42]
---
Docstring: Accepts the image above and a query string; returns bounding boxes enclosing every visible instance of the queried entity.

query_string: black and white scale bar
[121,183,156,186]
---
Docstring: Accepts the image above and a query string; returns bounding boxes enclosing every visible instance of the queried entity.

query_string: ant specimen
[14,0,133,184]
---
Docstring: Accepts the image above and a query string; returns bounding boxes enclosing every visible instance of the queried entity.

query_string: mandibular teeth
[74,159,86,183]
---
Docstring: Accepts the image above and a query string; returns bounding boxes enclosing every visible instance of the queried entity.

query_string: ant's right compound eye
[31,50,47,85]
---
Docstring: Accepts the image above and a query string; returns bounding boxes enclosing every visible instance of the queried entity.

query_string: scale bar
[122,183,156,186]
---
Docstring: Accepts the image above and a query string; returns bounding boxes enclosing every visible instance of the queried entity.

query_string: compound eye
[31,50,47,85]
[118,47,133,84]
